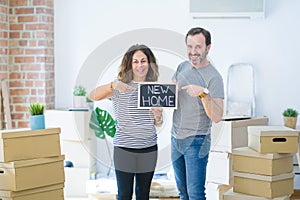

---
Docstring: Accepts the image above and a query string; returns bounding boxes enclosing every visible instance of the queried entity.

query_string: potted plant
[28,102,45,130]
[282,108,298,129]
[73,85,87,108]
[89,107,116,176]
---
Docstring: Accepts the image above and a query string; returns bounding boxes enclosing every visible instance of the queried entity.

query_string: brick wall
[0,0,8,129]
[0,0,54,128]
[0,0,8,80]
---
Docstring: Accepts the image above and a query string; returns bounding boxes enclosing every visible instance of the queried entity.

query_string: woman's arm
[88,82,114,101]
[89,81,136,101]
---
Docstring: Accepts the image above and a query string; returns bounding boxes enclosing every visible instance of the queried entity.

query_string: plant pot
[284,116,297,129]
[30,115,45,130]
[73,96,86,108]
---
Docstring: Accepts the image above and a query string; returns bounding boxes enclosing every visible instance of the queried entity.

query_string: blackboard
[138,83,177,109]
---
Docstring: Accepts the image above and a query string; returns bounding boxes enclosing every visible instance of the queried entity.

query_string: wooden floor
[67,196,300,200]
[65,198,179,200]
[65,193,300,200]
[291,190,300,200]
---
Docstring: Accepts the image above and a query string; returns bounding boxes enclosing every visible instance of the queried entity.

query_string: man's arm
[201,96,223,123]
[181,84,224,123]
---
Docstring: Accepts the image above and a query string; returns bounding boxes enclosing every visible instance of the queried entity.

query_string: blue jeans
[171,135,210,200]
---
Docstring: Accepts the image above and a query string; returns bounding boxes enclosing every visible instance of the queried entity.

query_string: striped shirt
[111,81,157,149]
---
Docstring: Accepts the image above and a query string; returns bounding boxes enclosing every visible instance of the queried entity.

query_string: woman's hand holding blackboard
[113,81,136,93]
[151,107,163,126]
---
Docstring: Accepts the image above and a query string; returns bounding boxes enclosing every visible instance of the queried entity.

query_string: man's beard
[189,51,207,66]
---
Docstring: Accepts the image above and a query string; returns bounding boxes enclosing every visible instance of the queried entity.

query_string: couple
[89,27,225,200]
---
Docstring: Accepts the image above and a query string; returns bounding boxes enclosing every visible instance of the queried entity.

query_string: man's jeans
[171,135,210,200]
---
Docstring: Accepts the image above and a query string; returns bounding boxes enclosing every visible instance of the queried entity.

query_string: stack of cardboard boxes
[224,125,299,200]
[205,116,269,199]
[0,128,65,200]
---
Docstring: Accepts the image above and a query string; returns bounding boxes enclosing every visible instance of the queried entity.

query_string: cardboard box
[248,126,299,153]
[0,155,65,191]
[232,147,293,176]
[211,116,268,152]
[206,151,232,185]
[233,172,294,198]
[206,181,233,200]
[0,128,61,162]
[223,189,290,200]
[0,183,64,200]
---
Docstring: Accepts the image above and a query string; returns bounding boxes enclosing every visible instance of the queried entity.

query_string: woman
[89,44,163,200]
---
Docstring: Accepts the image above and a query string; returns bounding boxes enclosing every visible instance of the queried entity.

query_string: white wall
[54,0,300,175]
[54,0,300,126]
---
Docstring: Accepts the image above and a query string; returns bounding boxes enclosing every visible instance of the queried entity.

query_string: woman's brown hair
[117,44,159,83]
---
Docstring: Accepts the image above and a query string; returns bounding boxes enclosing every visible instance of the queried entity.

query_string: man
[171,27,224,200]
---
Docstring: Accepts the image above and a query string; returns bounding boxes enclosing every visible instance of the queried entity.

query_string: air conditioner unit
[190,0,265,19]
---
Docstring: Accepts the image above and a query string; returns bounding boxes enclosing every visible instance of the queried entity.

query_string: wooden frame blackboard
[138,83,177,109]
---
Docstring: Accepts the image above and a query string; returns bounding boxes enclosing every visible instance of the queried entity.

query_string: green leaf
[73,85,87,96]
[28,103,44,115]
[89,107,116,139]
[282,108,299,117]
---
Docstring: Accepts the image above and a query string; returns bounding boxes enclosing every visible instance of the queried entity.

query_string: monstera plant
[89,107,116,176]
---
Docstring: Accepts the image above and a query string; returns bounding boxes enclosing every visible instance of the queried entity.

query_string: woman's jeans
[114,145,158,200]
[171,135,211,200]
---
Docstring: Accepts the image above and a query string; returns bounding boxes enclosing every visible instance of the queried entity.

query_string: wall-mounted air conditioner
[190,0,265,19]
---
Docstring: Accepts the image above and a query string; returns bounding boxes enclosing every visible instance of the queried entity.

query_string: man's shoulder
[208,63,223,76]
[177,60,191,70]
[179,60,190,66]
